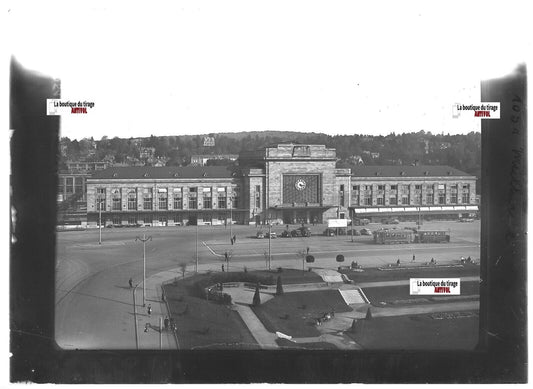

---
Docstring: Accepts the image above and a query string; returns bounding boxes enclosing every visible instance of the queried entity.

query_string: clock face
[295,179,307,191]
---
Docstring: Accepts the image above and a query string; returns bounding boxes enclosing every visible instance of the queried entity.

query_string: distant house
[190,154,239,166]
[140,147,156,159]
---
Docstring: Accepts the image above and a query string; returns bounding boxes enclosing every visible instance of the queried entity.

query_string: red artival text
[474,110,490,117]
[71,107,87,114]
[434,286,451,293]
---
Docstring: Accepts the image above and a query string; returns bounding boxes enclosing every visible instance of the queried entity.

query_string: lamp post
[195,215,199,273]
[229,196,233,240]
[135,234,152,307]
[97,193,103,245]
[268,222,272,271]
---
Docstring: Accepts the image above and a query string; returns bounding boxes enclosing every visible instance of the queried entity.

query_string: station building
[85,144,477,227]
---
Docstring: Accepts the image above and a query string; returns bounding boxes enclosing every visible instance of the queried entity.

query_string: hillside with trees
[59,131,481,186]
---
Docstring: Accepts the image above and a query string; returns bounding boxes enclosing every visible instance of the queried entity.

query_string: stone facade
[84,144,478,227]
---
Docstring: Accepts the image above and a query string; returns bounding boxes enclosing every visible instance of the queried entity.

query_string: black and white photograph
[8,0,528,384]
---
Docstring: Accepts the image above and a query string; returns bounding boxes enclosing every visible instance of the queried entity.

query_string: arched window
[128,190,137,210]
[112,189,121,211]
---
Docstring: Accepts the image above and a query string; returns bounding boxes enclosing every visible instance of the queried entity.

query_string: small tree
[252,283,261,306]
[276,275,284,295]
[179,261,188,278]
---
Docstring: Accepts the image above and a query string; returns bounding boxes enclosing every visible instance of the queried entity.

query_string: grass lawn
[341,263,480,283]
[363,281,480,306]
[252,289,352,338]
[163,280,258,349]
[252,268,323,284]
[346,312,479,350]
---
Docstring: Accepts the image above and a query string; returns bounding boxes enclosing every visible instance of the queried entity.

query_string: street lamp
[135,234,152,307]
[195,217,199,273]
[97,192,104,244]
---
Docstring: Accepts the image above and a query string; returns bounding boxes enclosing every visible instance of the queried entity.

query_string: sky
[8,0,532,140]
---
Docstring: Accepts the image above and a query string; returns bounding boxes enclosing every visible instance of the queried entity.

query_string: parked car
[323,228,335,236]
[360,228,372,236]
[265,232,277,239]
[382,218,400,224]
[298,226,312,237]
[347,229,361,236]
[459,218,475,223]
[354,218,370,226]
[256,231,265,239]
[291,229,303,237]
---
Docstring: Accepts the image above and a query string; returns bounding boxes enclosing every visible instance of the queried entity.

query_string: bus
[374,230,413,244]
[414,230,450,243]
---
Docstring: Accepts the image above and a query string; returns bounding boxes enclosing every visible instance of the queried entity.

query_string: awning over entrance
[352,205,478,215]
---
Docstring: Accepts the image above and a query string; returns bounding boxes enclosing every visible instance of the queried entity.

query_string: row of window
[96,187,240,211]
[104,213,234,226]
[351,184,470,192]
[353,192,470,206]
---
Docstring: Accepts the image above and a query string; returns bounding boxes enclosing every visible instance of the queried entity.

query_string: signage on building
[203,136,215,147]
[328,219,348,228]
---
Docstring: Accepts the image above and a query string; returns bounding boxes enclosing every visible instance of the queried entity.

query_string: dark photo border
[9,58,527,383]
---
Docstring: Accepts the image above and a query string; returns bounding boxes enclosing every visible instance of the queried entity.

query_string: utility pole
[229,197,233,240]
[135,234,152,307]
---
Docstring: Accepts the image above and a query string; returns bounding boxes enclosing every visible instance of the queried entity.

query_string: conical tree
[252,283,261,306]
[276,276,284,295]
[365,307,373,320]
[350,318,358,333]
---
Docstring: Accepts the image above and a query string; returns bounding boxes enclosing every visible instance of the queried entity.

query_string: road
[55,220,480,349]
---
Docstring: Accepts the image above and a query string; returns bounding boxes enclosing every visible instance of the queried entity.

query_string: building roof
[89,166,240,180]
[351,165,473,178]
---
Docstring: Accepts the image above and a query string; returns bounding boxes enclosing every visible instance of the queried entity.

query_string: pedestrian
[147,304,152,316]
[467,256,472,263]
[128,278,133,288]
[222,264,225,272]
[396,258,400,266]
[412,254,415,262]
[144,323,149,333]
[306,247,310,255]
[164,316,169,331]
[233,234,236,243]
[230,237,234,245]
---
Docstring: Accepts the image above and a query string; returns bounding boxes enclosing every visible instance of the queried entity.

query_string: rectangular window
[352,185,359,191]
[112,189,122,211]
[112,215,121,225]
[364,196,372,206]
[402,196,409,205]
[340,192,345,206]
[255,192,261,208]
[377,185,384,191]
[218,196,227,209]
[255,185,261,193]
[128,216,137,225]
[462,193,470,204]
[143,188,153,210]
[415,184,422,190]
[451,193,458,203]
[426,193,434,204]
[96,188,106,211]
[462,184,470,190]
[203,196,212,209]
[143,215,152,224]
[174,196,182,210]
[127,190,137,210]
[189,187,197,193]
[173,213,182,223]
[74,177,83,194]
[377,197,384,205]
[389,196,397,205]
[390,185,398,191]
[158,192,168,210]
[438,192,446,204]
[189,197,197,209]
[340,184,345,192]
